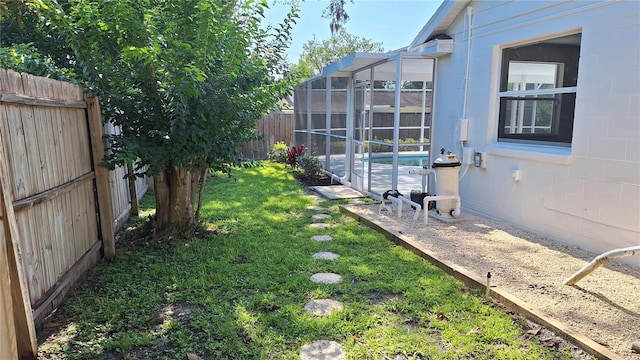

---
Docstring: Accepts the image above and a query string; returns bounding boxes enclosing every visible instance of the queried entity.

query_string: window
[498,34,581,145]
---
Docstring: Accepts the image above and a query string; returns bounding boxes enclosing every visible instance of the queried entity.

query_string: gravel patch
[343,203,640,360]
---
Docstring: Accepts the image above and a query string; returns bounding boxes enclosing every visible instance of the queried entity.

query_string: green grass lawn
[38,163,582,359]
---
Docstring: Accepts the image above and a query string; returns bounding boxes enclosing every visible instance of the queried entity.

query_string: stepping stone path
[312,213,332,220]
[310,272,342,284]
[313,252,340,260]
[311,235,333,242]
[303,299,343,316]
[300,340,345,360]
[303,205,346,359]
[309,223,333,229]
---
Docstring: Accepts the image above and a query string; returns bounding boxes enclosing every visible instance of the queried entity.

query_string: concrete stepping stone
[304,299,343,316]
[313,252,340,260]
[309,223,333,229]
[312,213,332,220]
[310,272,342,284]
[307,206,325,211]
[305,195,322,204]
[311,235,333,242]
[300,340,345,360]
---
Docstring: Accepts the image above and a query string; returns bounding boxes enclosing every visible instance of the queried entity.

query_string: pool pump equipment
[380,148,463,224]
[432,148,462,218]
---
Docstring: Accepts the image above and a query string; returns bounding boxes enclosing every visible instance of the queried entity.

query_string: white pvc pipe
[409,168,435,193]
[462,6,473,119]
[422,195,461,224]
[387,195,423,221]
[322,170,343,185]
[563,246,640,285]
[379,199,393,214]
[398,195,423,220]
[409,169,436,176]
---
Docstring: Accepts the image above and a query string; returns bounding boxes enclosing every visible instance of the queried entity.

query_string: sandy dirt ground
[342,202,640,360]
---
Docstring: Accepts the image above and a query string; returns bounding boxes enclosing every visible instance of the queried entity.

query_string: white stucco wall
[430,0,639,267]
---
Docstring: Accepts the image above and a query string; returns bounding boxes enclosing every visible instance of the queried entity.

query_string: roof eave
[409,0,471,50]
[321,52,390,78]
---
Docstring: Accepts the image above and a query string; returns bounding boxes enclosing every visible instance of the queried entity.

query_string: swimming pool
[365,154,429,167]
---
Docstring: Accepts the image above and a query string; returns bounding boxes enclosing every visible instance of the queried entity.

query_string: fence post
[86,97,116,260]
[0,124,38,358]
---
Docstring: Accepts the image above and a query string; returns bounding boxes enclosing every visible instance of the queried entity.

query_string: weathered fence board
[87,97,115,260]
[243,110,294,159]
[0,235,17,359]
[0,103,38,356]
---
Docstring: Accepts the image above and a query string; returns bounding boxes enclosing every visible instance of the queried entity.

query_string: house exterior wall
[430,0,639,267]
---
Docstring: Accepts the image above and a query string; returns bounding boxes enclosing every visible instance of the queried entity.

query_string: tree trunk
[195,167,209,220]
[127,162,139,216]
[154,165,194,231]
[189,166,201,217]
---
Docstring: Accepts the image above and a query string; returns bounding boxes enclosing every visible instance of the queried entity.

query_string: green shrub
[267,141,289,163]
[297,155,323,176]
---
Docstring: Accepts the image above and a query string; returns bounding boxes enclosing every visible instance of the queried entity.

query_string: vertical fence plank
[15,211,39,304]
[0,120,38,358]
[242,111,294,159]
[86,97,115,260]
[0,238,17,360]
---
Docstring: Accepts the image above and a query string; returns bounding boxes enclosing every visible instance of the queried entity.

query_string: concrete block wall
[430,0,639,267]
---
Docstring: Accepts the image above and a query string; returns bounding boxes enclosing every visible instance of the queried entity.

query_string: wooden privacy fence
[0,69,146,359]
[242,110,294,159]
[105,122,149,233]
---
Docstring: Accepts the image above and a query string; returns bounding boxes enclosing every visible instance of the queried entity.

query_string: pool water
[366,155,429,167]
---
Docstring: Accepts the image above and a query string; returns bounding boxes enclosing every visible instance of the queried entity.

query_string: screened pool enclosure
[294,51,436,197]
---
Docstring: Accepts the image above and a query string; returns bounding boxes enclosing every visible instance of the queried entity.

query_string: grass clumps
[37,162,585,360]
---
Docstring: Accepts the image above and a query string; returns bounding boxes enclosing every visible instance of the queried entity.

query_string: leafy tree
[0,43,73,79]
[20,0,299,231]
[290,28,383,78]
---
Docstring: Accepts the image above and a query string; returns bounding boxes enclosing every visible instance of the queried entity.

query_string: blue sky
[264,0,444,64]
